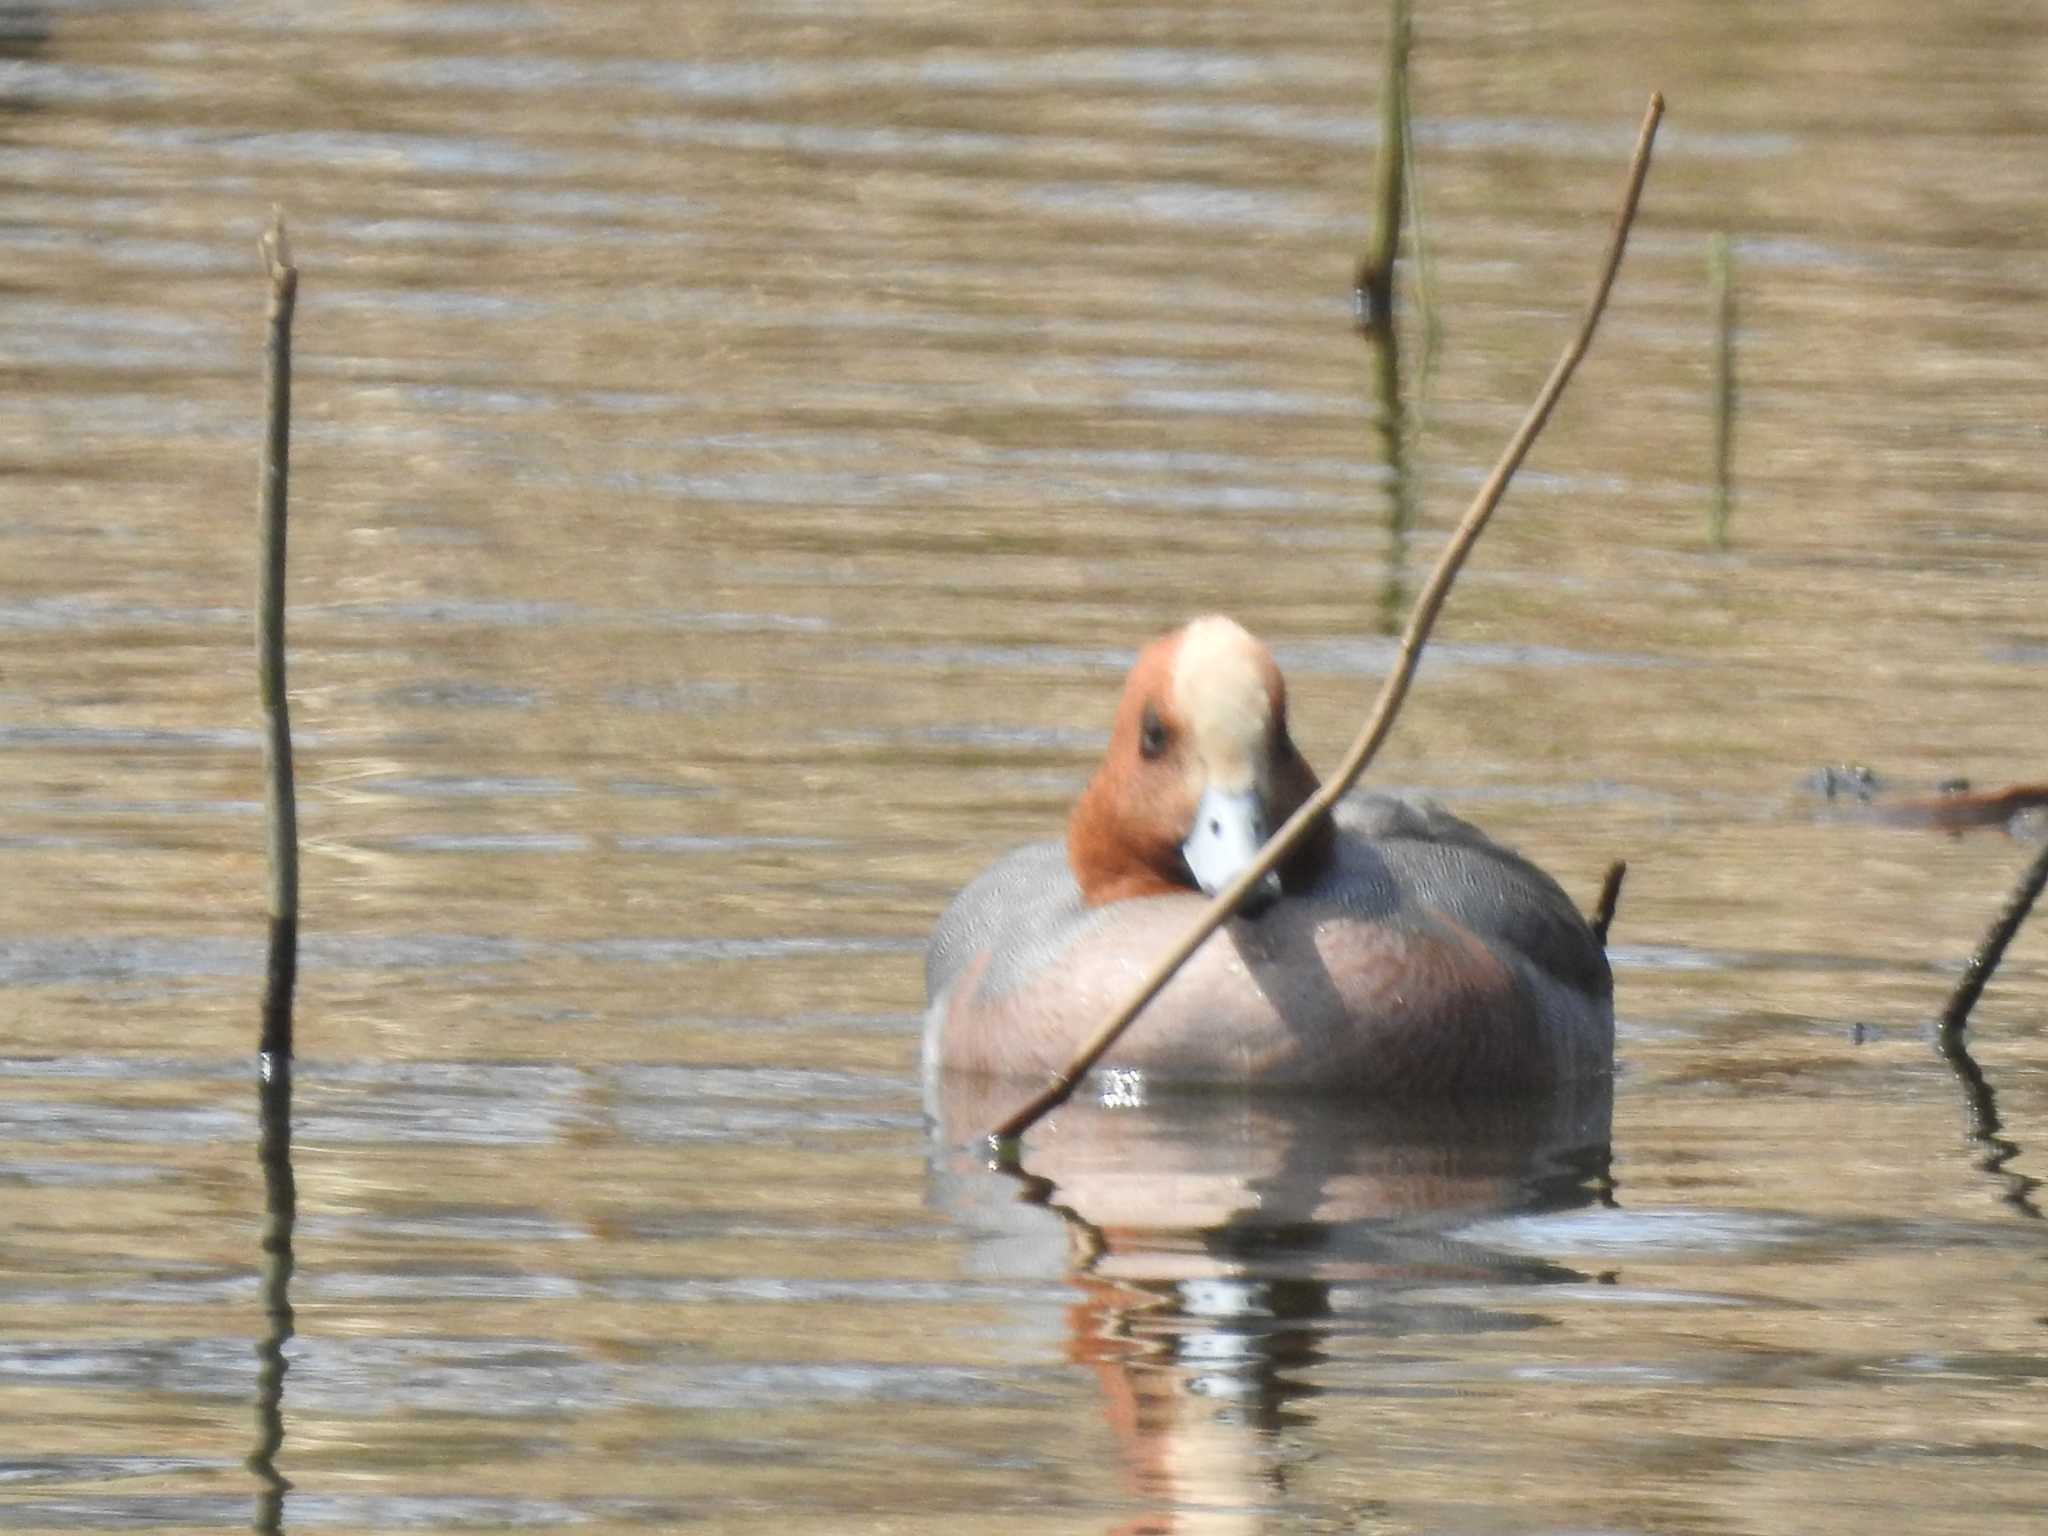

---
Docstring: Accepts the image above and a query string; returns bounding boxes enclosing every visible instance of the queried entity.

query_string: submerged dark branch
[1938,836,2048,1036]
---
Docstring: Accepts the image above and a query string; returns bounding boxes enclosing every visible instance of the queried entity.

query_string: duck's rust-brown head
[1066,617,1328,907]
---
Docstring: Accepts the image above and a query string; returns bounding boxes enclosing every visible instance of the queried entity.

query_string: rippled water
[3,1,2045,1531]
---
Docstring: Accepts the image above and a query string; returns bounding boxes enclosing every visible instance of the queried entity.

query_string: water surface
[2,1,2045,1531]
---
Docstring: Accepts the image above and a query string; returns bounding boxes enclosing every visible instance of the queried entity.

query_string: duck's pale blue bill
[1183,784,1281,911]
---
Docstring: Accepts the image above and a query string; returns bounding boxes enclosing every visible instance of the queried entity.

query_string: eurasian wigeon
[924,617,1614,1094]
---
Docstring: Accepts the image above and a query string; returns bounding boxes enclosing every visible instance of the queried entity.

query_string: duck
[924,616,1614,1095]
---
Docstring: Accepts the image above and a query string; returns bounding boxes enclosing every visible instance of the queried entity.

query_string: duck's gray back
[1327,793,1609,998]
[925,840,1087,1003]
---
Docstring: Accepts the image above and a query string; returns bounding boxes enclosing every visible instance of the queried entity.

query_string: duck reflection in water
[927,1077,1612,1535]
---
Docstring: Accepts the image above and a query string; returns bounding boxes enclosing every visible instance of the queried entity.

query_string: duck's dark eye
[1138,705,1169,761]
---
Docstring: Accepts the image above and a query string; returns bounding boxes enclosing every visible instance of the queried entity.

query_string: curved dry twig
[990,93,1667,1146]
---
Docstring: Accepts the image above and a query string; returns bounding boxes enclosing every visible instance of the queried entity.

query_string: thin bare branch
[990,93,1667,1146]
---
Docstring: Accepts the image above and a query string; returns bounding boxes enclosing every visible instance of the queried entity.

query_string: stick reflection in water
[251,1058,297,1532]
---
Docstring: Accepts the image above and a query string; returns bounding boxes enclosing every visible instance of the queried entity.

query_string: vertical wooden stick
[249,209,302,1532]
[258,211,299,1063]
[1354,0,1411,331]
[1708,232,1735,548]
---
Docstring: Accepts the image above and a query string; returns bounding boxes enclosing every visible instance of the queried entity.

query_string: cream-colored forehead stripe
[1170,616,1274,793]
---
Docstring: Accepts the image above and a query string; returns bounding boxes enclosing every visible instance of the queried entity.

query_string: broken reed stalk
[1708,232,1735,547]
[1354,0,1411,331]
[1591,859,1627,949]
[258,212,300,1063]
[1938,837,2048,1036]
[989,93,1668,1145]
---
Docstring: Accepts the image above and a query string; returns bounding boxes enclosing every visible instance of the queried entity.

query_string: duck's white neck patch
[1170,617,1273,794]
